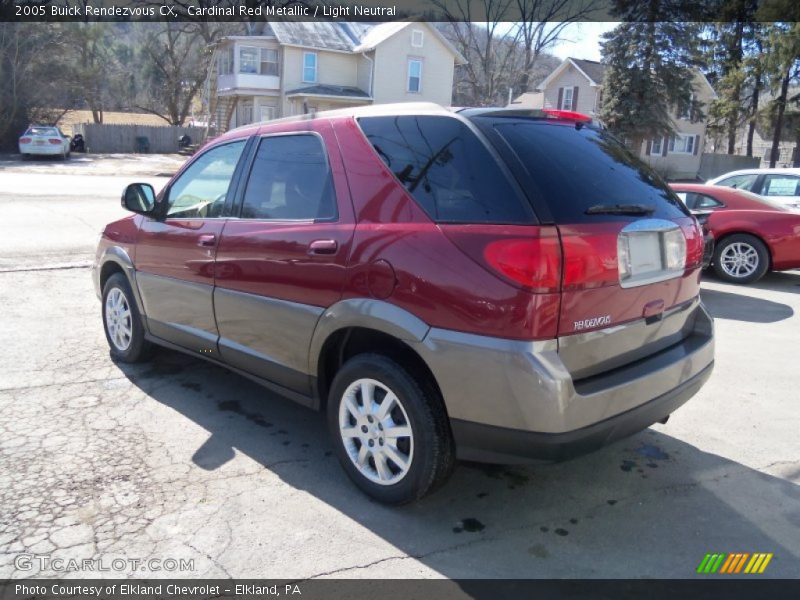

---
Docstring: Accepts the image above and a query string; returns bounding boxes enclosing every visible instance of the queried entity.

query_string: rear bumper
[414,300,714,463]
[20,144,64,155]
[451,362,712,463]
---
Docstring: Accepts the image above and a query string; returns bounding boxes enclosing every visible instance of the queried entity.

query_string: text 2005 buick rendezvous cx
[94,103,714,504]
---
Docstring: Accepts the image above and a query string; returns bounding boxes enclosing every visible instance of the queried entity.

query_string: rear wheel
[713,234,769,284]
[327,354,454,504]
[102,273,153,362]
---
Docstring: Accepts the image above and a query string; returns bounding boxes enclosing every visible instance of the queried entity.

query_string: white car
[19,126,71,159]
[706,168,800,210]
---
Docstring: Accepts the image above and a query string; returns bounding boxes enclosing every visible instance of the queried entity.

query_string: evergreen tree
[599,2,703,152]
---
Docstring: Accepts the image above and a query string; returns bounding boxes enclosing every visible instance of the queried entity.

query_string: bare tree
[432,0,599,106]
[135,23,208,126]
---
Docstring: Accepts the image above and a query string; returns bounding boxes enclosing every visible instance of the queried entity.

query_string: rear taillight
[19,137,31,144]
[48,139,62,145]
[483,237,562,292]
[683,220,705,270]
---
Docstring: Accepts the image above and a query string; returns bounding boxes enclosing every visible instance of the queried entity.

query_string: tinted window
[486,119,689,223]
[678,192,723,209]
[358,115,534,224]
[716,173,758,192]
[762,174,800,197]
[166,141,246,219]
[241,135,336,220]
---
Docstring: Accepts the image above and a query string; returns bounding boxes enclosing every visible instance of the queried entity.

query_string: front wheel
[102,273,153,362]
[327,354,454,504]
[713,234,769,284]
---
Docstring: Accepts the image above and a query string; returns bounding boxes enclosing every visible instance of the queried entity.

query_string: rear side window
[716,173,759,192]
[358,115,535,224]
[676,192,724,209]
[241,134,336,221]
[762,174,800,197]
[485,119,689,223]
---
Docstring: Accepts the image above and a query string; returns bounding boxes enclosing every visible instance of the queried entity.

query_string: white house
[513,57,718,180]
[208,21,466,133]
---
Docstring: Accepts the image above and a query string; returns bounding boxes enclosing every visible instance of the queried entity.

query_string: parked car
[18,125,71,159]
[706,168,800,211]
[671,183,800,283]
[94,104,715,504]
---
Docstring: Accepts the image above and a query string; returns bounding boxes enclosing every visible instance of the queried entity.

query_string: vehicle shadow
[118,351,800,578]
[700,288,794,322]
[702,269,800,295]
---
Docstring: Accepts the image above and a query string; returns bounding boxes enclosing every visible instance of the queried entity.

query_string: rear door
[135,139,247,355]
[478,118,705,378]
[213,122,355,397]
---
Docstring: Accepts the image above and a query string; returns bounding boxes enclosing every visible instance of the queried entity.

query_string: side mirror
[122,183,156,215]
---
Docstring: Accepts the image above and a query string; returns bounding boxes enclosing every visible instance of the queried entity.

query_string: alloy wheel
[105,287,133,351]
[719,242,759,279]
[338,378,414,485]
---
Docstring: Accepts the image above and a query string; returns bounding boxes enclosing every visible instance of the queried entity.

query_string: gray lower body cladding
[414,301,714,462]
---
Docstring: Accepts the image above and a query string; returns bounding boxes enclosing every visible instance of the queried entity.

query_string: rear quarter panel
[332,116,560,340]
[708,211,800,270]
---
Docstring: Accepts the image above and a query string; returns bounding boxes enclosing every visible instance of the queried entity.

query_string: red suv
[94,104,714,504]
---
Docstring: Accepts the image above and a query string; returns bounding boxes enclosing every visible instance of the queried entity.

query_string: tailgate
[481,117,705,377]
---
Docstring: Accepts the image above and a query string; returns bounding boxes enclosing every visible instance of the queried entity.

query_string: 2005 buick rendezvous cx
[94,103,714,504]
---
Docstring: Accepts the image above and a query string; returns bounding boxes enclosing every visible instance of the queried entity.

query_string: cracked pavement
[0,160,799,579]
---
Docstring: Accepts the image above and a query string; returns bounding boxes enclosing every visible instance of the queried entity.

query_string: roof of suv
[223,103,600,139]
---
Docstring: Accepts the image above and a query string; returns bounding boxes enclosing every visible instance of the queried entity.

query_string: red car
[94,104,714,503]
[671,183,800,284]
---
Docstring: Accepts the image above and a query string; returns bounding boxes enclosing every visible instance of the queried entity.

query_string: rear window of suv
[358,115,536,224]
[477,118,690,224]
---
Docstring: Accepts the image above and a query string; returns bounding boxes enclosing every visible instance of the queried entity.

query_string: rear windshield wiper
[585,203,655,216]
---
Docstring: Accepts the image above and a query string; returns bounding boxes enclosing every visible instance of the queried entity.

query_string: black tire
[712,234,769,284]
[327,354,455,504]
[102,272,153,363]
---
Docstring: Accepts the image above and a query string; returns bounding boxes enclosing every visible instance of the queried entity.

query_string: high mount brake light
[541,109,592,123]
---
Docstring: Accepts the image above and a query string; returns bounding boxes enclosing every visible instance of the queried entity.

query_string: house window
[303,52,317,83]
[411,30,424,48]
[561,87,574,110]
[239,47,259,74]
[407,59,422,93]
[260,49,279,76]
[237,101,254,126]
[680,93,694,120]
[668,133,695,154]
[218,46,234,75]
[259,105,276,122]
[651,136,663,155]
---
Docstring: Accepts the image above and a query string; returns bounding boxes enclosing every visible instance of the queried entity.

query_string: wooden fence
[72,123,206,154]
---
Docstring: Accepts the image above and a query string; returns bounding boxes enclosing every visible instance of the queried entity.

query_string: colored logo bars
[697,553,773,574]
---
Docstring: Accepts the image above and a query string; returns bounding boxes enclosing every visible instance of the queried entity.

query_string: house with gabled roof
[513,57,717,179]
[207,21,466,134]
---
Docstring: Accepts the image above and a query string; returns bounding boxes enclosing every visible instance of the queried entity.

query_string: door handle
[308,239,338,255]
[198,234,217,247]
